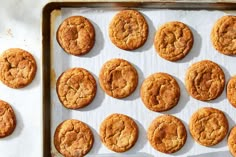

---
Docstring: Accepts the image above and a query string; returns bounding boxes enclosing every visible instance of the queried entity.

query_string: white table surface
[0,1,235,157]
[0,0,48,156]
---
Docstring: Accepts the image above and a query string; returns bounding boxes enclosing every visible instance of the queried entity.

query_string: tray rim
[42,1,236,157]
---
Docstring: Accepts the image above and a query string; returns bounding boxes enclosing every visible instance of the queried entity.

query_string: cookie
[228,126,236,156]
[99,58,138,98]
[0,100,16,138]
[211,15,236,55]
[189,107,228,146]
[141,72,180,112]
[56,68,97,109]
[227,75,236,107]
[185,60,225,101]
[54,119,94,157]
[99,113,138,152]
[154,21,193,61]
[0,48,37,88]
[147,115,187,154]
[109,10,148,50]
[57,16,95,56]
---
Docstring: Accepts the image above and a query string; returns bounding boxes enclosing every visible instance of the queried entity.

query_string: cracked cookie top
[154,21,193,61]
[228,126,236,156]
[141,72,180,112]
[99,58,138,98]
[109,10,148,50]
[57,16,95,56]
[227,75,236,107]
[147,115,187,154]
[54,119,94,157]
[56,68,97,109]
[185,60,225,101]
[0,48,37,89]
[190,107,228,146]
[99,113,138,152]
[211,15,236,55]
[0,100,16,138]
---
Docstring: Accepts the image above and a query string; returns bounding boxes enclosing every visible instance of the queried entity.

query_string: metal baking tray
[42,1,236,157]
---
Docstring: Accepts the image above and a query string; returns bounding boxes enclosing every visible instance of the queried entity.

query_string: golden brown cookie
[0,100,16,138]
[109,10,148,50]
[185,60,225,101]
[56,68,97,109]
[154,21,193,61]
[227,75,236,107]
[141,72,180,112]
[54,119,94,157]
[228,126,236,157]
[57,16,95,56]
[189,107,228,146]
[99,58,138,98]
[0,48,37,89]
[211,15,236,55]
[147,115,187,154]
[99,113,138,152]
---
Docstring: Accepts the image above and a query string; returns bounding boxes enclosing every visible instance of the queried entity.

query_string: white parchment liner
[50,7,236,157]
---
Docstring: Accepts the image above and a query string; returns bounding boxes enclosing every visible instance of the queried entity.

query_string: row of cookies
[54,107,236,157]
[56,58,236,111]
[0,48,37,139]
[56,10,236,61]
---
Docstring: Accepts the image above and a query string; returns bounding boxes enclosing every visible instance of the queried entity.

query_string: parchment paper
[50,7,236,157]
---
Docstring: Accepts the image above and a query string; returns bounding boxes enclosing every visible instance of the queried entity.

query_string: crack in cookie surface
[57,68,97,109]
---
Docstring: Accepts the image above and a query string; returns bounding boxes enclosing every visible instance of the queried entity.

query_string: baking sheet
[50,7,236,157]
